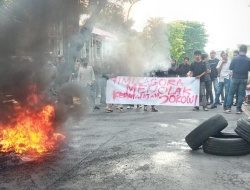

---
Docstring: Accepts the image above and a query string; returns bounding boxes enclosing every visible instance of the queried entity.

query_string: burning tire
[203,133,250,156]
[185,114,228,150]
[235,118,250,143]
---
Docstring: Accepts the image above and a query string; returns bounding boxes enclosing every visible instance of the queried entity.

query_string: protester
[208,50,222,105]
[225,45,250,114]
[233,50,239,57]
[101,59,123,113]
[143,70,160,112]
[55,56,74,107]
[44,55,57,98]
[73,59,81,80]
[56,56,71,88]
[93,61,102,99]
[202,53,213,105]
[210,51,231,110]
[77,58,98,110]
[232,50,240,106]
[177,57,190,77]
[168,59,178,77]
[190,50,208,111]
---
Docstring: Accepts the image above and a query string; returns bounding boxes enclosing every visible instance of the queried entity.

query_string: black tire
[235,118,250,143]
[203,136,250,156]
[185,114,228,150]
[212,132,239,138]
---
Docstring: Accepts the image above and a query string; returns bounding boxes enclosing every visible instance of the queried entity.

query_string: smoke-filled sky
[129,0,250,52]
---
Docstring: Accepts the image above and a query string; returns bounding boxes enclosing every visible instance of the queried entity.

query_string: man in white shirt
[210,51,231,110]
[78,58,98,109]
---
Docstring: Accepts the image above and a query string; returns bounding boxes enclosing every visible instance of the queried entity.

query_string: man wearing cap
[210,51,231,110]
[78,58,97,109]
[225,45,250,114]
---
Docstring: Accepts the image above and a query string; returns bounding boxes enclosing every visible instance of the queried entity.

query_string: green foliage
[167,21,186,63]
[143,19,208,65]
[141,17,170,66]
[178,21,208,63]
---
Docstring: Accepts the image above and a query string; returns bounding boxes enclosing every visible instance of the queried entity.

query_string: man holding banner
[190,50,208,111]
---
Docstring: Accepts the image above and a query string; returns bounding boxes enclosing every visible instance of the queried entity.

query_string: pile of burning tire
[185,114,250,156]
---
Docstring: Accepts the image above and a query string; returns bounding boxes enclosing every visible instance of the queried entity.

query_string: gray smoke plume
[0,0,90,127]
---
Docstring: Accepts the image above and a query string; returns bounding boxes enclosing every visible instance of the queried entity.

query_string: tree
[93,2,134,37]
[141,17,170,71]
[167,21,186,63]
[178,21,208,63]
[127,0,141,21]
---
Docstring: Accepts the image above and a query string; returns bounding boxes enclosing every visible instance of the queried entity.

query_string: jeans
[201,82,207,108]
[100,78,107,104]
[226,78,248,109]
[205,80,213,103]
[195,82,206,108]
[213,79,230,107]
[86,84,96,107]
[212,78,218,96]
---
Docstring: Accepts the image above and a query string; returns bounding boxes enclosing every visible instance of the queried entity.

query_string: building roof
[79,26,117,41]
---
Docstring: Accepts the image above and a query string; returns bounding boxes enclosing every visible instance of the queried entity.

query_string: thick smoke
[103,18,171,77]
[0,0,88,126]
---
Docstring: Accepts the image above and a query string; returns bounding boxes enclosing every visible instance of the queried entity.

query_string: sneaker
[144,106,148,111]
[127,106,131,109]
[210,105,217,109]
[139,105,142,108]
[236,108,243,114]
[193,107,199,111]
[94,106,100,109]
[119,107,124,113]
[203,107,209,111]
[223,106,227,111]
[152,106,159,112]
[218,102,222,105]
[224,108,231,113]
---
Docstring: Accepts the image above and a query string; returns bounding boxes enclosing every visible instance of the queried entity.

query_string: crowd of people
[46,44,250,114]
[189,45,250,114]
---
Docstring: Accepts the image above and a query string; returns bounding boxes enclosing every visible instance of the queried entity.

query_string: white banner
[106,76,200,106]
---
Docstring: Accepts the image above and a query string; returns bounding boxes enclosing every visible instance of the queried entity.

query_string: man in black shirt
[208,50,220,103]
[178,57,190,77]
[168,59,178,77]
[190,50,208,111]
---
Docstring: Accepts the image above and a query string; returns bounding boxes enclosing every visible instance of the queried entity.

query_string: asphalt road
[1,105,250,190]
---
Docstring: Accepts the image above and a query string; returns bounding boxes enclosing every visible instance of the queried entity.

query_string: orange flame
[0,85,65,154]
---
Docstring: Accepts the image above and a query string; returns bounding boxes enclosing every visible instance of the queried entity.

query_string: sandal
[151,106,158,112]
[106,109,113,113]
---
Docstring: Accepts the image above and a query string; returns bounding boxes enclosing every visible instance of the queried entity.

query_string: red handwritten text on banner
[106,77,200,106]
